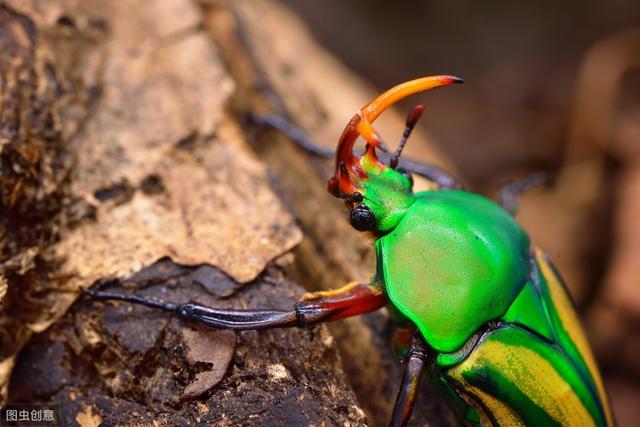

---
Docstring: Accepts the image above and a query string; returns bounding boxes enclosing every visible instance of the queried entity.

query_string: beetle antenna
[391,105,425,168]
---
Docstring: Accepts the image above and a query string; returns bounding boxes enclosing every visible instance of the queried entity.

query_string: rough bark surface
[9,260,366,426]
[0,0,458,425]
[0,0,103,400]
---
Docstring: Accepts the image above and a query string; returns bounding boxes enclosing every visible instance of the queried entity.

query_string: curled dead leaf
[180,324,236,399]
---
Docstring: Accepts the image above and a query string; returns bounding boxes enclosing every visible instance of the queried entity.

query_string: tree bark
[1,0,455,425]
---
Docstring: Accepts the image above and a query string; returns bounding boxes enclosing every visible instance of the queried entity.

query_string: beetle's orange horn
[327,75,463,198]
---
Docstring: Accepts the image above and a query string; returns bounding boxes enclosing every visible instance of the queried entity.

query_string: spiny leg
[390,335,429,427]
[498,172,547,215]
[252,113,461,190]
[83,282,386,330]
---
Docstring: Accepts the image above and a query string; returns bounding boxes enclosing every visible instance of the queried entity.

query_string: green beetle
[87,76,614,426]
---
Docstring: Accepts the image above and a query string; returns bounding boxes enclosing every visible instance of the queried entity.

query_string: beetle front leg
[390,336,429,427]
[251,114,335,158]
[83,282,387,330]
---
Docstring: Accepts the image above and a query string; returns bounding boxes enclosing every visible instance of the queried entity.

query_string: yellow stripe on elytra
[535,248,614,426]
[471,387,525,426]
[449,339,594,426]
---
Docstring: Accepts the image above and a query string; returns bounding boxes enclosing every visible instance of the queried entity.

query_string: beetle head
[327,76,462,234]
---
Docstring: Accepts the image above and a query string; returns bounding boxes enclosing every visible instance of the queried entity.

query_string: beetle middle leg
[83,282,387,330]
[390,335,429,427]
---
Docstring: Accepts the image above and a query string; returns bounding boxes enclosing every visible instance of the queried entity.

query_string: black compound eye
[350,204,376,231]
[396,167,414,188]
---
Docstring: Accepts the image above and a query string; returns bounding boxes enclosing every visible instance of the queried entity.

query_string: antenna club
[406,105,425,127]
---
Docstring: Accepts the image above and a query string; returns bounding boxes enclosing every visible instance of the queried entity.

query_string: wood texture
[0,0,460,425]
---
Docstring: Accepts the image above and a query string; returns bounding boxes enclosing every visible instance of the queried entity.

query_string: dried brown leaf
[180,325,236,399]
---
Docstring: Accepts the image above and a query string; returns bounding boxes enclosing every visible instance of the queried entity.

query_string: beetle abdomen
[377,190,530,352]
[445,324,602,426]
[532,249,613,425]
